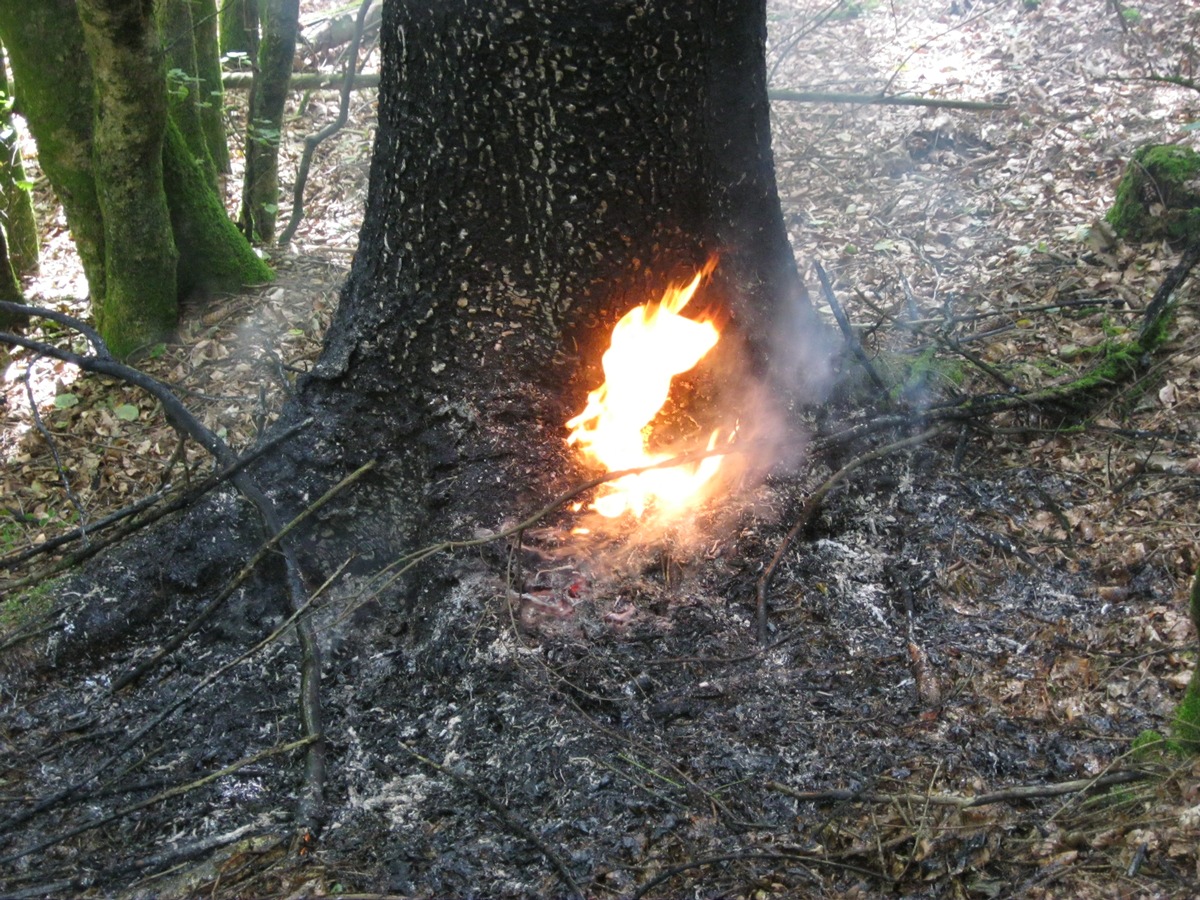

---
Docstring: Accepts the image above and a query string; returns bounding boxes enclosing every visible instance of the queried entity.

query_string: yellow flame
[566,261,725,518]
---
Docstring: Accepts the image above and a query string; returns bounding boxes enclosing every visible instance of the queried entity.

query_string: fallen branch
[766,769,1149,809]
[626,849,883,900]
[768,88,1010,111]
[223,70,380,90]
[0,738,313,867]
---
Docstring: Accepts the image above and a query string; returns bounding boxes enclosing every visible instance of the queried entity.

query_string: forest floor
[2,0,1200,898]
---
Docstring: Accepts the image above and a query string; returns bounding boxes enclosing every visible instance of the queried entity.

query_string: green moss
[1130,729,1168,760]
[1106,144,1200,244]
[0,579,57,636]
[162,119,273,297]
[1173,668,1200,753]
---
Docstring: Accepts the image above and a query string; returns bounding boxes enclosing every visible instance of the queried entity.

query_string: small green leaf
[114,404,139,421]
[54,393,78,409]
[147,342,167,358]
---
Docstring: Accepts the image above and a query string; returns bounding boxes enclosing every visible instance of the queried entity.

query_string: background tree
[0,45,37,279]
[0,0,270,357]
[239,0,299,242]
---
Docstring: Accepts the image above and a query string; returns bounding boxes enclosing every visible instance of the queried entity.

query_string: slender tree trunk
[0,1,105,299]
[0,45,38,277]
[77,0,179,356]
[239,0,298,242]
[159,0,218,193]
[164,118,272,295]
[191,0,231,177]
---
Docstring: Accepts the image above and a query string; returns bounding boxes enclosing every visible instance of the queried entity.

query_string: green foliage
[1130,729,1167,759]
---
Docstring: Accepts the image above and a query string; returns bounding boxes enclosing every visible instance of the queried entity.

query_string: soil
[3,1,1200,898]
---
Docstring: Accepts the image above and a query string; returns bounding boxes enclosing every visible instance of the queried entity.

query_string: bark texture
[163,118,273,295]
[191,0,231,176]
[78,0,179,356]
[160,0,219,192]
[0,47,38,277]
[239,0,299,242]
[0,1,106,298]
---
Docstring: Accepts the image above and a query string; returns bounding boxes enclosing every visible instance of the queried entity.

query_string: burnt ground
[3,0,1200,897]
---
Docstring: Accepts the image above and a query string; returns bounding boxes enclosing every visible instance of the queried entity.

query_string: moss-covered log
[0,1,105,299]
[78,0,179,356]
[239,0,299,242]
[164,119,272,295]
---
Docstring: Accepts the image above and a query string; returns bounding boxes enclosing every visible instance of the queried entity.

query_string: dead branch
[0,326,327,832]
[0,739,313,867]
[0,417,313,574]
[756,427,946,642]
[222,70,380,90]
[111,461,374,692]
[395,742,585,900]
[0,558,351,844]
[765,769,1149,809]
[626,849,883,900]
[769,88,1010,111]
[279,0,374,245]
[1139,239,1200,343]
[814,260,888,395]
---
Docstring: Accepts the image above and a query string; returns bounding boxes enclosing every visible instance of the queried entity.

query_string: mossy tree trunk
[219,0,259,60]
[0,1,106,300]
[238,0,299,243]
[159,0,219,193]
[191,0,230,178]
[77,0,179,356]
[0,0,271,357]
[0,45,38,277]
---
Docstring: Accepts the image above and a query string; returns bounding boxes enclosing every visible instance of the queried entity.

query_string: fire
[566,261,726,518]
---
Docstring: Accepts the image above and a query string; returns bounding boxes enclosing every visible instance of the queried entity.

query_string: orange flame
[566,261,725,518]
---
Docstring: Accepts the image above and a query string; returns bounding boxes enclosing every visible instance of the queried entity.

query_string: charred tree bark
[0,0,825,887]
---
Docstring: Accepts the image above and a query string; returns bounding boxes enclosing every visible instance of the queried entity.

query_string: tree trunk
[0,45,39,277]
[219,0,258,60]
[77,0,179,357]
[191,0,231,177]
[0,1,106,299]
[0,0,825,889]
[159,0,219,193]
[239,0,299,242]
[0,0,271,357]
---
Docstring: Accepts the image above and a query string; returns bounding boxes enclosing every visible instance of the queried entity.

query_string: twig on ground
[0,558,352,843]
[0,740,312,868]
[766,769,1149,809]
[625,849,882,900]
[21,357,91,544]
[111,460,373,691]
[814,260,888,395]
[0,417,313,573]
[395,741,585,900]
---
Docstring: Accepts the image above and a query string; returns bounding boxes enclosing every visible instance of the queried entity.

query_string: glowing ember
[566,260,726,518]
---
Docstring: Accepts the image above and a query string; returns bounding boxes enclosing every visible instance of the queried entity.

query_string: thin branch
[0,739,313,866]
[110,460,374,692]
[814,260,888,395]
[0,301,109,357]
[278,0,374,245]
[766,769,1150,809]
[768,88,1010,110]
